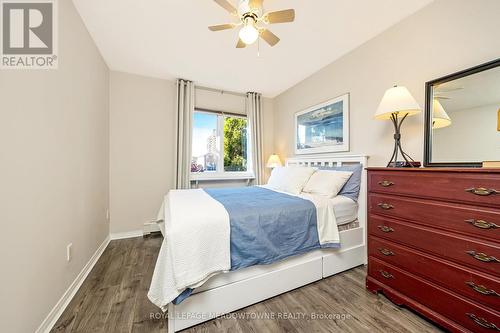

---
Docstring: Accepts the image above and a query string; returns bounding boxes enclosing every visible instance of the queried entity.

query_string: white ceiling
[73,0,433,97]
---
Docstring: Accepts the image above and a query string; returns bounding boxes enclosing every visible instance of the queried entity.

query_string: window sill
[190,173,255,182]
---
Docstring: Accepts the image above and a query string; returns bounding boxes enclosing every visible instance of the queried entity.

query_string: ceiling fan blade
[249,0,263,10]
[437,87,464,93]
[213,0,237,14]
[260,29,280,46]
[264,9,295,24]
[208,24,236,31]
[236,38,246,48]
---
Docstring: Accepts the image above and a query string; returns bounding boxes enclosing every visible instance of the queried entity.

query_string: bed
[150,154,368,332]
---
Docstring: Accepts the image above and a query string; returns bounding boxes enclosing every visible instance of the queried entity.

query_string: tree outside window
[224,117,247,172]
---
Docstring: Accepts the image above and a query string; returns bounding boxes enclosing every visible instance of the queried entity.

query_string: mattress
[157,194,358,237]
[331,195,358,226]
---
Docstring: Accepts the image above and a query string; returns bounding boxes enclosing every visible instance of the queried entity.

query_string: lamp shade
[374,86,422,120]
[432,99,452,129]
[266,154,282,168]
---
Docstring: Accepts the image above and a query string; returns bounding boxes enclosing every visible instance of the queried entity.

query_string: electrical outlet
[66,243,72,262]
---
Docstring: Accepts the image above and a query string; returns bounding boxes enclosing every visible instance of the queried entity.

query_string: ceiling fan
[208,0,295,48]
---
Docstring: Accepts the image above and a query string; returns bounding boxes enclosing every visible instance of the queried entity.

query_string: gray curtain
[175,79,195,189]
[247,92,264,185]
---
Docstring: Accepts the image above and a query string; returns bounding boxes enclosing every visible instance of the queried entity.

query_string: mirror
[424,59,500,167]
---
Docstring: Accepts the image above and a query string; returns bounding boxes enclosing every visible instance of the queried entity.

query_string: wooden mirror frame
[424,58,500,167]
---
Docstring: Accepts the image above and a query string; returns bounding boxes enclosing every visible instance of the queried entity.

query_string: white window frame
[190,109,254,181]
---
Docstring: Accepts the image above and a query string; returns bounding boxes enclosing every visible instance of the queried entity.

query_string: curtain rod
[195,107,246,118]
[195,85,247,98]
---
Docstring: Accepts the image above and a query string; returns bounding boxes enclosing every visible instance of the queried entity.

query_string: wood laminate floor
[52,236,444,333]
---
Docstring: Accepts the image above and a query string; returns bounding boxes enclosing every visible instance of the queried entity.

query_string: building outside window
[191,109,252,180]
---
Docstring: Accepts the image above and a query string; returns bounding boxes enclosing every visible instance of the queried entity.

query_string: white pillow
[302,170,353,198]
[267,166,316,195]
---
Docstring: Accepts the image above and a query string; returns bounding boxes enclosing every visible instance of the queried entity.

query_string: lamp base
[388,161,421,168]
[386,112,418,168]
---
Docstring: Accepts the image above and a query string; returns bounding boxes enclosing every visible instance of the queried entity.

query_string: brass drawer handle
[465,219,499,230]
[465,281,500,297]
[466,250,500,263]
[378,248,395,256]
[466,313,500,330]
[377,225,394,233]
[379,270,394,279]
[465,187,500,196]
[378,203,394,210]
[378,180,394,187]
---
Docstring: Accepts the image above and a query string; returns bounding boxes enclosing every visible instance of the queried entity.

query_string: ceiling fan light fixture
[239,19,259,45]
[210,0,295,48]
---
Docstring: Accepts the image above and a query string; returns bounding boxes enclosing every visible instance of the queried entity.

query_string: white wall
[109,71,275,233]
[0,1,109,332]
[432,104,500,162]
[273,0,500,166]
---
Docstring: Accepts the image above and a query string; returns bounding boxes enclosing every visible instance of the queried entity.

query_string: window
[191,110,251,179]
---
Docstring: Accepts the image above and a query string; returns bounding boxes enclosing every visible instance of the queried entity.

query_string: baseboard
[36,229,148,332]
[36,235,110,333]
[109,229,143,240]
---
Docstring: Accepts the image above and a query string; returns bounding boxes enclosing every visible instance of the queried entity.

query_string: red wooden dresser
[366,168,500,333]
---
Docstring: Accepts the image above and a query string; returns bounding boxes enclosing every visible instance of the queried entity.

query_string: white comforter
[148,187,339,310]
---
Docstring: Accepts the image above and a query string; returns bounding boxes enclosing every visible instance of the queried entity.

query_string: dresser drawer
[369,215,500,276]
[369,257,500,333]
[369,237,500,309]
[368,171,500,207]
[369,193,500,242]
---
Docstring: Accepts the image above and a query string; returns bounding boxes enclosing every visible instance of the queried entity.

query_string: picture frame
[497,108,499,131]
[295,93,350,155]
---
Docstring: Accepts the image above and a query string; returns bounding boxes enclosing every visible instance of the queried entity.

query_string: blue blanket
[207,186,323,269]
[173,186,337,304]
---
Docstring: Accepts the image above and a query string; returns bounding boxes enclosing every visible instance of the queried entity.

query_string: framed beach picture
[295,94,349,154]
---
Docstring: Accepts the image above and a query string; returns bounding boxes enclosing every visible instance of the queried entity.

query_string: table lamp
[375,86,422,167]
[266,154,282,168]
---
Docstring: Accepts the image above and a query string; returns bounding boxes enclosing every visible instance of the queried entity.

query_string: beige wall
[0,1,109,332]
[109,71,176,234]
[109,71,275,233]
[273,0,500,167]
[196,88,246,114]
